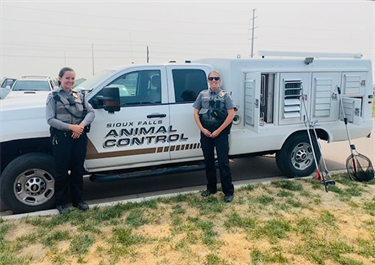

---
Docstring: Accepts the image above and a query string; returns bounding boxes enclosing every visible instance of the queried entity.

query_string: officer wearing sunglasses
[193,70,235,203]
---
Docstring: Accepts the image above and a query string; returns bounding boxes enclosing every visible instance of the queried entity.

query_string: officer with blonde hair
[193,70,235,203]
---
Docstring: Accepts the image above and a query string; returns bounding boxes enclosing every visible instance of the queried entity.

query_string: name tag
[199,108,208,115]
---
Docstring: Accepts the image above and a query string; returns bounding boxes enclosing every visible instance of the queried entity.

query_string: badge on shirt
[219,91,225,97]
[72,92,82,103]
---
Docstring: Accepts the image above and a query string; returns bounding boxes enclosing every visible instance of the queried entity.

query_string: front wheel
[276,132,321,178]
[0,153,56,213]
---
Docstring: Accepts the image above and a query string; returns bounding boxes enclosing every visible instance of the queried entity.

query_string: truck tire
[276,132,321,178]
[0,153,56,214]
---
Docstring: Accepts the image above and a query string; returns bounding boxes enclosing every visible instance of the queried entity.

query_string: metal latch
[260,112,265,127]
[255,99,259,108]
[355,108,360,116]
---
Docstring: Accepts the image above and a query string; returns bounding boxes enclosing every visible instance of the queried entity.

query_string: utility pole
[130,33,134,64]
[91,44,95,75]
[147,46,149,63]
[250,9,257,58]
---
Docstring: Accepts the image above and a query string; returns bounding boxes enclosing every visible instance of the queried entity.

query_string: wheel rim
[14,169,55,206]
[291,142,314,171]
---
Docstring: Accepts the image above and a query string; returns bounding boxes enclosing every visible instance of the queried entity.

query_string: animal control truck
[0,51,373,213]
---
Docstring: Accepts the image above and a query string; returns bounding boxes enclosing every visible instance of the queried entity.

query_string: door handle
[147,113,166,118]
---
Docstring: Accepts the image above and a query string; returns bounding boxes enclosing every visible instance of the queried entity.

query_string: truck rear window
[172,69,208,103]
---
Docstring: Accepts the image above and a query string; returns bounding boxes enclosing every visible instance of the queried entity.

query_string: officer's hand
[72,132,81,139]
[69,124,84,135]
[202,128,211,137]
[210,130,220,138]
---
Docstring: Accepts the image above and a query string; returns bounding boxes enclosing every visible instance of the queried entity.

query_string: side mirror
[103,86,120,113]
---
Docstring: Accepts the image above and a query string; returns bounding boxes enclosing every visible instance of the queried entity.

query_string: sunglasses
[208,77,220,81]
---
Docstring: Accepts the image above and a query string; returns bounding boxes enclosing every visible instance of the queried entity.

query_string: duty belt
[55,130,73,137]
[202,120,220,127]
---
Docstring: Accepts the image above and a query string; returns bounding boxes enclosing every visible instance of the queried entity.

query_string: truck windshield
[77,69,116,91]
[12,80,50,91]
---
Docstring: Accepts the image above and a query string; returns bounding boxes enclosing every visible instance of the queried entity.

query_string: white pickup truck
[0,53,373,213]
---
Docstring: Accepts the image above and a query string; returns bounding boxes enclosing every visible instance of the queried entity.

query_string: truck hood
[5,91,50,100]
[0,96,50,142]
[0,96,47,121]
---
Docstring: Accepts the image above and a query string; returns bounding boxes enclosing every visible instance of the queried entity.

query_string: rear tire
[0,153,56,214]
[276,132,321,178]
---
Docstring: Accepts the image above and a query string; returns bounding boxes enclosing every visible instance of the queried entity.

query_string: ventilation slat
[283,80,302,119]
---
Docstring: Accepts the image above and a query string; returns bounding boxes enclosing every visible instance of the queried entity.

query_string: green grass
[205,254,229,265]
[70,234,95,256]
[126,208,151,228]
[320,210,337,223]
[1,174,374,265]
[253,218,292,243]
[42,230,71,247]
[254,194,274,205]
[111,227,151,247]
[295,217,317,235]
[251,248,289,264]
[363,201,375,216]
[224,212,256,230]
[295,238,355,264]
[271,179,304,191]
[187,217,219,247]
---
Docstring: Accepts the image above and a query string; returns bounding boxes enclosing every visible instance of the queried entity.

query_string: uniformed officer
[193,70,235,203]
[46,67,95,214]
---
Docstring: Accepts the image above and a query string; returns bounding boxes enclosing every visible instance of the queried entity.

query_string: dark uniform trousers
[200,124,234,196]
[52,130,88,206]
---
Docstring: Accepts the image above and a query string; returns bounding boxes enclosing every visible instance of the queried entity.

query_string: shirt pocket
[201,96,210,109]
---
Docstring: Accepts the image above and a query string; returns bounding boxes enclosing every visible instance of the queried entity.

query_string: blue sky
[1,0,374,79]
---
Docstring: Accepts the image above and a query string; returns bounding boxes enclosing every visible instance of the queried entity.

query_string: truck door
[341,72,367,95]
[311,72,340,122]
[340,97,362,125]
[279,73,310,125]
[85,68,171,170]
[166,65,211,160]
[340,71,368,125]
[243,72,261,133]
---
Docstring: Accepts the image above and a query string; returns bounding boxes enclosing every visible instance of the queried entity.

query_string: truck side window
[172,69,208,103]
[106,70,161,106]
[1,78,16,88]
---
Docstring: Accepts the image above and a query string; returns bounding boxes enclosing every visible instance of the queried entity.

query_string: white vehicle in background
[4,76,56,100]
[0,78,17,99]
